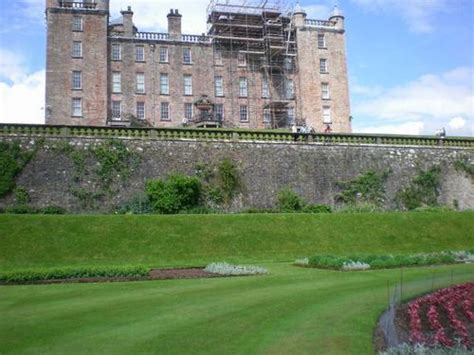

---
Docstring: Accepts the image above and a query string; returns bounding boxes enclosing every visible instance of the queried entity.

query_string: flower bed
[407,283,474,348]
[295,250,474,271]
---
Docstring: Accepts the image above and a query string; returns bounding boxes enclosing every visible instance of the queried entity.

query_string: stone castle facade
[45,0,351,132]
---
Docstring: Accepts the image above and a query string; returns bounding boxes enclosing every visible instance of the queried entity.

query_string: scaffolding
[207,0,298,128]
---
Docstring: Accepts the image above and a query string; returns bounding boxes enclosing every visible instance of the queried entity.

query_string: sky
[0,0,473,136]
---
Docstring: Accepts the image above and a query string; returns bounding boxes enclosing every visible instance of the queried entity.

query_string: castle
[45,0,351,132]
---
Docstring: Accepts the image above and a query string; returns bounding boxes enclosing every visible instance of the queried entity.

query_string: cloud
[353,67,474,136]
[0,49,45,124]
[358,121,425,135]
[448,117,466,130]
[350,0,449,33]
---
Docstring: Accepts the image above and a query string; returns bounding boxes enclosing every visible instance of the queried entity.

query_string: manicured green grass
[1,212,473,271]
[1,263,473,354]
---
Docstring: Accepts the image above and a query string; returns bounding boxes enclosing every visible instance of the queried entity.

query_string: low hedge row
[299,250,474,271]
[0,265,149,283]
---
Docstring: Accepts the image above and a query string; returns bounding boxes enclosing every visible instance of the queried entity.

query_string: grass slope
[1,212,473,271]
[1,263,473,354]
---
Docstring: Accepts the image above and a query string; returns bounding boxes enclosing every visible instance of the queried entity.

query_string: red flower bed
[407,283,474,348]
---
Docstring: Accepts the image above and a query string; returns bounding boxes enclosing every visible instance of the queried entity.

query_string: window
[136,102,145,120]
[238,53,247,67]
[72,41,82,58]
[318,34,326,48]
[286,79,294,99]
[262,77,270,98]
[263,108,271,123]
[183,48,192,64]
[72,98,82,117]
[215,76,224,97]
[320,59,328,73]
[184,103,193,120]
[160,73,169,95]
[183,75,192,96]
[135,46,145,62]
[239,77,248,97]
[215,50,223,65]
[72,71,82,90]
[136,73,145,93]
[240,105,248,122]
[323,106,331,123]
[72,17,83,31]
[159,47,169,63]
[215,104,224,121]
[161,102,170,120]
[112,101,122,119]
[112,72,121,93]
[111,44,121,61]
[321,83,330,99]
[287,107,295,125]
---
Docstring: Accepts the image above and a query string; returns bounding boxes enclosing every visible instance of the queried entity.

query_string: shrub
[39,206,66,215]
[305,251,468,271]
[294,257,309,266]
[117,194,153,214]
[341,261,370,271]
[14,186,30,204]
[277,188,306,212]
[204,262,268,275]
[302,204,332,213]
[0,265,149,283]
[146,174,202,214]
[5,205,38,214]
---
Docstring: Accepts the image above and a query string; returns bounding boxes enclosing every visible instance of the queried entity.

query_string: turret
[292,1,307,28]
[167,9,182,40]
[329,5,344,31]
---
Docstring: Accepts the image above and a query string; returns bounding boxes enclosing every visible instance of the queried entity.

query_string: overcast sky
[0,0,473,136]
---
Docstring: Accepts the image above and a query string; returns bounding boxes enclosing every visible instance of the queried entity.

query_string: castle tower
[45,0,110,125]
[293,3,351,133]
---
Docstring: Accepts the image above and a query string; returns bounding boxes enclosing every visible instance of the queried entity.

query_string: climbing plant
[336,169,390,207]
[0,142,35,198]
[396,166,441,210]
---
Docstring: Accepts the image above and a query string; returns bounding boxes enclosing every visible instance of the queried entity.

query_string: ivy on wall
[396,166,441,210]
[335,170,390,207]
[0,142,36,198]
[54,139,141,208]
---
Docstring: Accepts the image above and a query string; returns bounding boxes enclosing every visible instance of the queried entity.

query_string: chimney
[168,9,182,40]
[121,6,134,37]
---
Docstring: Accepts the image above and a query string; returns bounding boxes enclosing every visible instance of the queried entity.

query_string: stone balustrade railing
[135,32,170,41]
[181,34,211,43]
[305,19,337,28]
[59,1,97,9]
[134,32,211,43]
[1,124,473,148]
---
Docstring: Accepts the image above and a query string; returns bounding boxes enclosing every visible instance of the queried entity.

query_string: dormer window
[72,17,83,31]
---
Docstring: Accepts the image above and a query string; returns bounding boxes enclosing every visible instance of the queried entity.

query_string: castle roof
[330,5,344,18]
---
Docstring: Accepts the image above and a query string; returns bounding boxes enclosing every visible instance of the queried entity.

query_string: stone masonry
[45,0,351,132]
[1,135,472,212]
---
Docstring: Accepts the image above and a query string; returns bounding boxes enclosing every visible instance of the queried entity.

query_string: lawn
[0,212,473,271]
[0,212,473,354]
[0,263,473,354]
